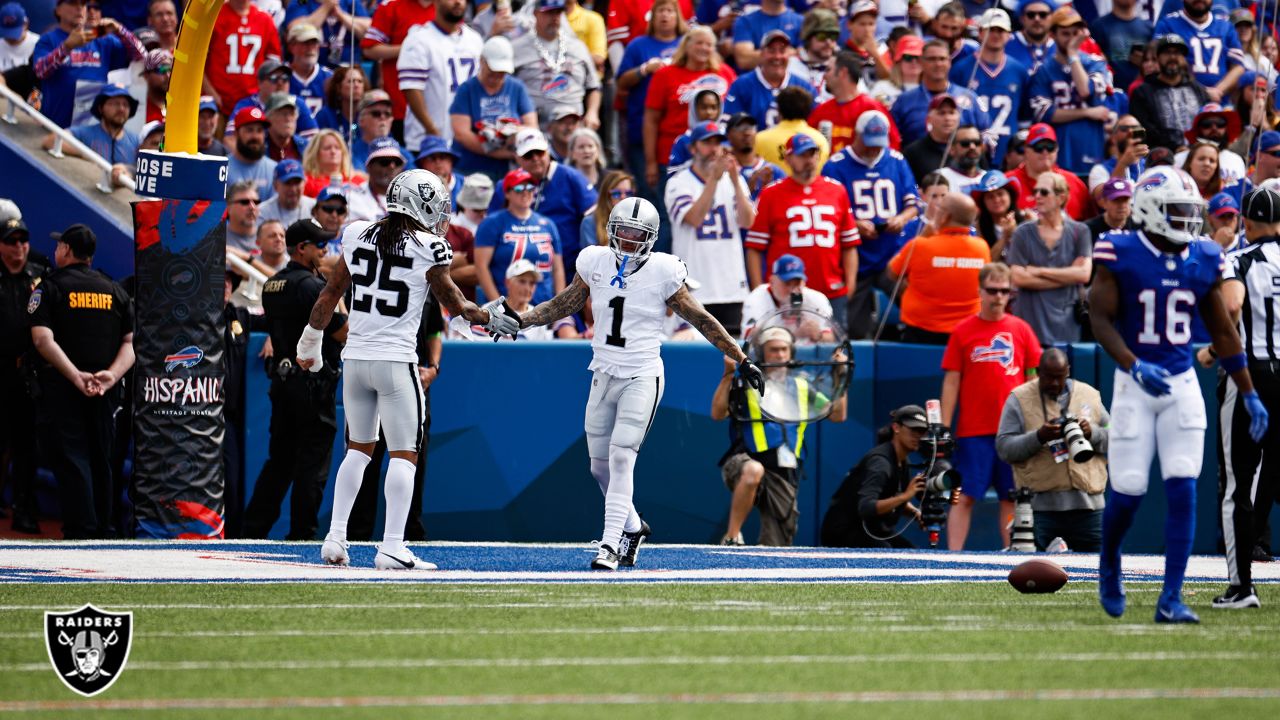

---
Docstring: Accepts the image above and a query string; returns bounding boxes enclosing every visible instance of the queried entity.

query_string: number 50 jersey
[577,245,688,378]
[341,220,454,364]
[1093,230,1224,375]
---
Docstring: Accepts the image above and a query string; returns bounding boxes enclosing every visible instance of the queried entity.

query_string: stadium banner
[130,151,229,539]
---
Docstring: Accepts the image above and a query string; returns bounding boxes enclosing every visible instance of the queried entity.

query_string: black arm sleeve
[416,294,443,366]
[856,454,898,521]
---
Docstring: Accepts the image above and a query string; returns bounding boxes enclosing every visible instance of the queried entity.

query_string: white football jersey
[341,220,454,364]
[397,21,483,151]
[578,245,688,378]
[664,167,750,306]
[739,284,832,340]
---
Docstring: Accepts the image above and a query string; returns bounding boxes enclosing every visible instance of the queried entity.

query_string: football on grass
[1007,559,1069,594]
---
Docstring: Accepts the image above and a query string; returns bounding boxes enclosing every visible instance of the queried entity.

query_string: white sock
[602,445,638,551]
[381,457,416,551]
[592,456,642,535]
[328,449,372,541]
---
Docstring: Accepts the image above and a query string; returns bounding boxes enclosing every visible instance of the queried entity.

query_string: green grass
[0,582,1277,718]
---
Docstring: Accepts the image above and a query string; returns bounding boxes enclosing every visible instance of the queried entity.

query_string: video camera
[916,399,960,548]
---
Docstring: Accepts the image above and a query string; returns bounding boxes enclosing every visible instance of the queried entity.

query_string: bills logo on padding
[44,604,133,697]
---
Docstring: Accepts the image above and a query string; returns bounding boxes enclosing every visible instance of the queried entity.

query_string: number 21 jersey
[341,220,454,364]
[577,245,688,378]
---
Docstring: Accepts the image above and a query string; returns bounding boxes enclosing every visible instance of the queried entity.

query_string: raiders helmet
[607,197,660,271]
[386,169,452,236]
[1131,166,1205,246]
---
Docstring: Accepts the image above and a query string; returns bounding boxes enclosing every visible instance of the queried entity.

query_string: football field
[1,542,1278,718]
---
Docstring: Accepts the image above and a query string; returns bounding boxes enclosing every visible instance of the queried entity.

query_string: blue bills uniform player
[518,198,765,570]
[1090,166,1268,623]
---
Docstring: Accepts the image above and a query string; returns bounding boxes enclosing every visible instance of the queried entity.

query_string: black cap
[285,218,335,247]
[725,112,758,130]
[1243,186,1280,223]
[51,223,96,256]
[1155,33,1190,55]
[891,404,929,429]
[1,217,27,242]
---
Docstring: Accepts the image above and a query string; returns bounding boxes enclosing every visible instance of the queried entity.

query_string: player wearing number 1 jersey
[396,0,482,153]
[298,169,519,570]
[747,134,860,328]
[1090,166,1268,623]
[519,197,765,570]
[207,0,283,117]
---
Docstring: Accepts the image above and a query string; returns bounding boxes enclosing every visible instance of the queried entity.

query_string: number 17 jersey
[1093,230,1224,375]
[577,245,688,378]
[341,220,454,364]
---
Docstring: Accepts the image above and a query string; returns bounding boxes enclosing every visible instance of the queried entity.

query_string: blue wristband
[1220,351,1248,374]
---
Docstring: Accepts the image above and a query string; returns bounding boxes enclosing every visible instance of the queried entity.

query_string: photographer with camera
[995,347,1109,552]
[820,405,931,549]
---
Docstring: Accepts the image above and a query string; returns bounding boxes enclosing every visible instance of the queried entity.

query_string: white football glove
[296,325,324,372]
[481,296,520,341]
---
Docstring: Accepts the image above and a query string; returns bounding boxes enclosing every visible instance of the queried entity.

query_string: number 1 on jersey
[606,296,626,347]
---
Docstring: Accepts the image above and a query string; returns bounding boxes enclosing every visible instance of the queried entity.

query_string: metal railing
[0,83,136,194]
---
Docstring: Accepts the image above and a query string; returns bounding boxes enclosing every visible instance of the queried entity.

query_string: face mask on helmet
[612,224,651,256]
[1164,201,1204,238]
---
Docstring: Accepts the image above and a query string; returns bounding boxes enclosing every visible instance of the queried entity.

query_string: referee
[1214,187,1280,610]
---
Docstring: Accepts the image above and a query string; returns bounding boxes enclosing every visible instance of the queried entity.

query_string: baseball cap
[503,168,535,193]
[1241,70,1259,91]
[1259,130,1280,151]
[233,105,268,129]
[142,48,172,73]
[785,133,819,156]
[536,0,565,11]
[971,170,1013,195]
[1187,102,1242,143]
[458,173,495,210]
[1049,5,1085,27]
[317,185,348,203]
[482,36,515,74]
[0,198,19,223]
[140,120,164,142]
[256,59,287,81]
[358,89,393,116]
[0,217,27,243]
[1243,186,1280,222]
[892,404,929,430]
[515,127,550,157]
[894,34,925,61]
[855,110,890,148]
[771,254,806,281]
[1101,177,1133,200]
[1016,0,1056,16]
[285,218,335,247]
[287,22,321,43]
[979,8,1012,31]
[758,326,795,347]
[415,136,458,165]
[133,26,160,49]
[505,258,543,281]
[198,95,218,114]
[51,224,96,257]
[549,105,582,123]
[689,121,726,144]
[1231,7,1254,25]
[928,93,958,111]
[274,158,304,182]
[1209,192,1240,217]
[801,8,839,40]
[90,85,138,120]
[848,0,877,18]
[1027,122,1057,146]
[264,92,298,115]
[368,136,407,165]
[726,112,758,130]
[761,28,792,47]
[0,3,27,41]
[1155,33,1190,55]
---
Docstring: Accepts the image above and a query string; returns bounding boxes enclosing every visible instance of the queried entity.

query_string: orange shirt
[888,227,991,333]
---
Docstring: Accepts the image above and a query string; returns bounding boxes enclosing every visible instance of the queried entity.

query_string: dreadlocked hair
[359,212,423,258]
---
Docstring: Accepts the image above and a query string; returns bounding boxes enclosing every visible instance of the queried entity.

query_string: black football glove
[738,358,765,396]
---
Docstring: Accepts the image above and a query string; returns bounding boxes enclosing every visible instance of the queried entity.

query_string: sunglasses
[609,188,635,201]
[982,286,1012,295]
[900,54,921,62]
[1024,10,1049,18]
[148,65,172,74]
[1266,150,1280,158]
[1199,118,1228,129]
[364,110,393,119]
[318,204,347,215]
[510,183,537,193]
[233,198,259,206]
[955,139,982,148]
[306,239,330,249]
[1,235,29,245]
[1117,124,1141,133]
[371,157,404,168]
[811,32,839,42]
[1030,142,1058,153]
[268,74,290,84]
[1033,187,1059,197]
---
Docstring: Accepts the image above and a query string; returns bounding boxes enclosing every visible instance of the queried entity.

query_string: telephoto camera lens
[1061,416,1094,463]
[924,460,959,494]
[1010,487,1035,552]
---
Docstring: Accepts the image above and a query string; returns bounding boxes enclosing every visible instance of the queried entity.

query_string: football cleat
[618,520,651,568]
[374,544,438,571]
[1252,545,1273,563]
[1098,550,1126,618]
[321,533,350,566]
[591,544,619,571]
[1212,585,1261,609]
[1154,594,1200,624]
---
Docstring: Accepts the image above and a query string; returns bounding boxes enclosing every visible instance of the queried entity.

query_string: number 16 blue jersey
[1093,230,1225,374]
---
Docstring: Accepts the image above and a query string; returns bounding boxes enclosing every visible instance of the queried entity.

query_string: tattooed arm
[666,284,748,363]
[520,275,590,328]
[427,265,493,324]
[307,257,353,331]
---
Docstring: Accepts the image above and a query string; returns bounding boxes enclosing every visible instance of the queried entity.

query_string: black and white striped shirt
[1225,238,1280,362]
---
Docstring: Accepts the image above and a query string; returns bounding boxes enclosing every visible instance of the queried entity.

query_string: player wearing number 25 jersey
[208,1,283,116]
[519,198,764,570]
[1090,166,1267,624]
[396,17,482,152]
